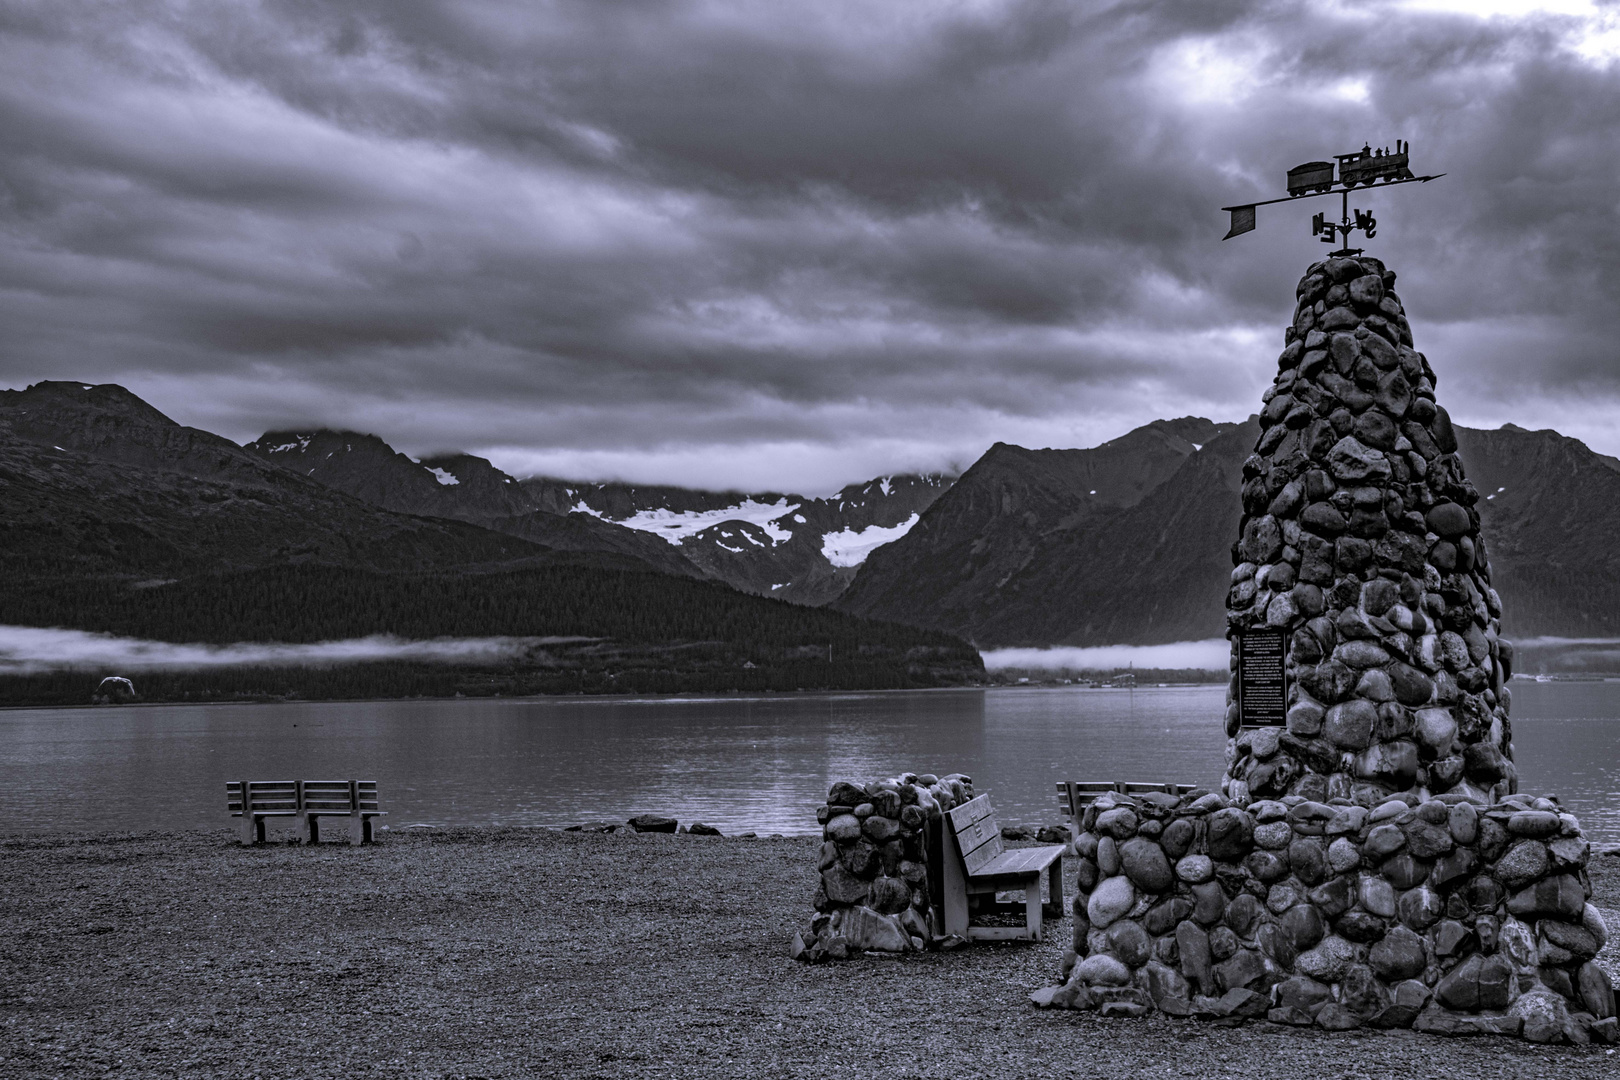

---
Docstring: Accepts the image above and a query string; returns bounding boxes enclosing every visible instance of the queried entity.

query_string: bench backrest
[301,780,381,813]
[1056,780,1194,818]
[945,793,1002,875]
[227,780,380,814]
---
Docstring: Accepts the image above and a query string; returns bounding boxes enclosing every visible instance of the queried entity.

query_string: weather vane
[1222,141,1444,253]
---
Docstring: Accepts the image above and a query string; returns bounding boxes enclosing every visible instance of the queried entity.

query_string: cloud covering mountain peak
[5,2,1620,488]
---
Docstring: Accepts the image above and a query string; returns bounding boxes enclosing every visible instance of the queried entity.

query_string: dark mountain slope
[246,431,704,579]
[832,418,1237,637]
[1456,425,1620,636]
[835,419,1620,647]
[965,419,1255,646]
[0,383,544,578]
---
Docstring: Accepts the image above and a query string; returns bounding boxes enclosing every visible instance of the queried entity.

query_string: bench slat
[958,838,999,879]
[946,794,995,832]
[973,845,1064,878]
[947,795,1006,876]
[962,835,1004,876]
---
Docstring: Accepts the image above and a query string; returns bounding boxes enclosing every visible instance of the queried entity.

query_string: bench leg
[252,815,267,845]
[350,811,364,846]
[1045,859,1065,918]
[308,814,320,845]
[941,831,969,938]
[1025,879,1043,942]
[240,812,256,846]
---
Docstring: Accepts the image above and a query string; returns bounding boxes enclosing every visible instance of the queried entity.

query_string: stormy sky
[3,1,1619,491]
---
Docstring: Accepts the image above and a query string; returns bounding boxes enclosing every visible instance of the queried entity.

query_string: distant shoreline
[12,673,1615,713]
[0,681,1004,712]
[0,679,1235,712]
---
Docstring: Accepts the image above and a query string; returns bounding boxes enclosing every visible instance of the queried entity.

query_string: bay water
[1,682,1615,845]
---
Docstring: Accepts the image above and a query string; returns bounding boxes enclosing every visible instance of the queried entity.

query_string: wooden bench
[933,794,1064,943]
[1056,781,1195,827]
[227,780,385,845]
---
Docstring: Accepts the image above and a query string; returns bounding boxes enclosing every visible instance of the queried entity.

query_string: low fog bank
[981,636,1620,680]
[981,641,1228,673]
[1512,636,1620,676]
[0,625,592,675]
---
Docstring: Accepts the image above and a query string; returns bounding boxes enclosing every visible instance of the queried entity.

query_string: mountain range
[6,378,1620,672]
[0,381,981,701]
[834,417,1620,648]
[246,429,950,604]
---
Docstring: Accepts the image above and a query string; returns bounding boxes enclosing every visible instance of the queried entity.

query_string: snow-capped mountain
[248,430,954,604]
[245,431,704,580]
[519,473,953,605]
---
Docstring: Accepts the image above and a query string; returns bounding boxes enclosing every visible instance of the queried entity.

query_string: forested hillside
[0,564,983,704]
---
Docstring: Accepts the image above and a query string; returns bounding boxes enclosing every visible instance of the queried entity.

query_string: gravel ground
[1,827,1616,1079]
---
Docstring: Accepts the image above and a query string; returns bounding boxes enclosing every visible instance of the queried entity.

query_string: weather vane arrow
[1222,140,1444,254]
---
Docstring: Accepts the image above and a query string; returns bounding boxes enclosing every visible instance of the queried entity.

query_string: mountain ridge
[13,379,1618,654]
[0,380,985,701]
[835,416,1620,647]
[250,428,953,605]
[0,382,552,578]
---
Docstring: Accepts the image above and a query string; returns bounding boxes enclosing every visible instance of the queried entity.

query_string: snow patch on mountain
[266,435,313,454]
[573,498,800,546]
[427,467,460,486]
[820,514,919,567]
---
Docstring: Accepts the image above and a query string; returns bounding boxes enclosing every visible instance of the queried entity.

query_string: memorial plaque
[1237,629,1287,728]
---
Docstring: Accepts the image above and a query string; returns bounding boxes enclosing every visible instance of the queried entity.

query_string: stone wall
[791,772,975,962]
[1037,786,1616,1044]
[1224,254,1514,807]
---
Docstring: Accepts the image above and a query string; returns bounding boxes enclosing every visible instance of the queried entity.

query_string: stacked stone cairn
[1032,257,1616,1044]
[1224,253,1515,807]
[791,772,974,962]
[1037,787,1614,1042]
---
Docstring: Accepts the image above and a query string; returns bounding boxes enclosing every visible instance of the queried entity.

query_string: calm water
[0,683,1615,844]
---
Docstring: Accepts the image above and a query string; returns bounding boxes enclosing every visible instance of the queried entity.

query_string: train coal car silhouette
[1286,160,1335,196]
[1287,141,1414,196]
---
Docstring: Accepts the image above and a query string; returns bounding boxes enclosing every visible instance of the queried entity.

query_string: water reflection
[0,683,1614,845]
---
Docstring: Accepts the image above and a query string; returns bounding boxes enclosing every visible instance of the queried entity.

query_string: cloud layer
[3,1,1620,489]
[982,640,1230,673]
[0,624,566,675]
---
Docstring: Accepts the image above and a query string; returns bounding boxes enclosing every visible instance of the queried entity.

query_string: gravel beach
[2,827,1616,1079]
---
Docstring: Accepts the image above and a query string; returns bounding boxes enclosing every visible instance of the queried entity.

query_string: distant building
[1109,673,1136,688]
[93,676,138,704]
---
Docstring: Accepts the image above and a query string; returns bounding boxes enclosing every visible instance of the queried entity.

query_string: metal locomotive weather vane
[1222,140,1443,252]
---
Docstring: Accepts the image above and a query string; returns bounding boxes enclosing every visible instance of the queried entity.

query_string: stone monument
[1029,151,1615,1042]
[1222,253,1515,809]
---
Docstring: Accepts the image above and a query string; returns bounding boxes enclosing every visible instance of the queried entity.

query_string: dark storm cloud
[2,0,1619,489]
